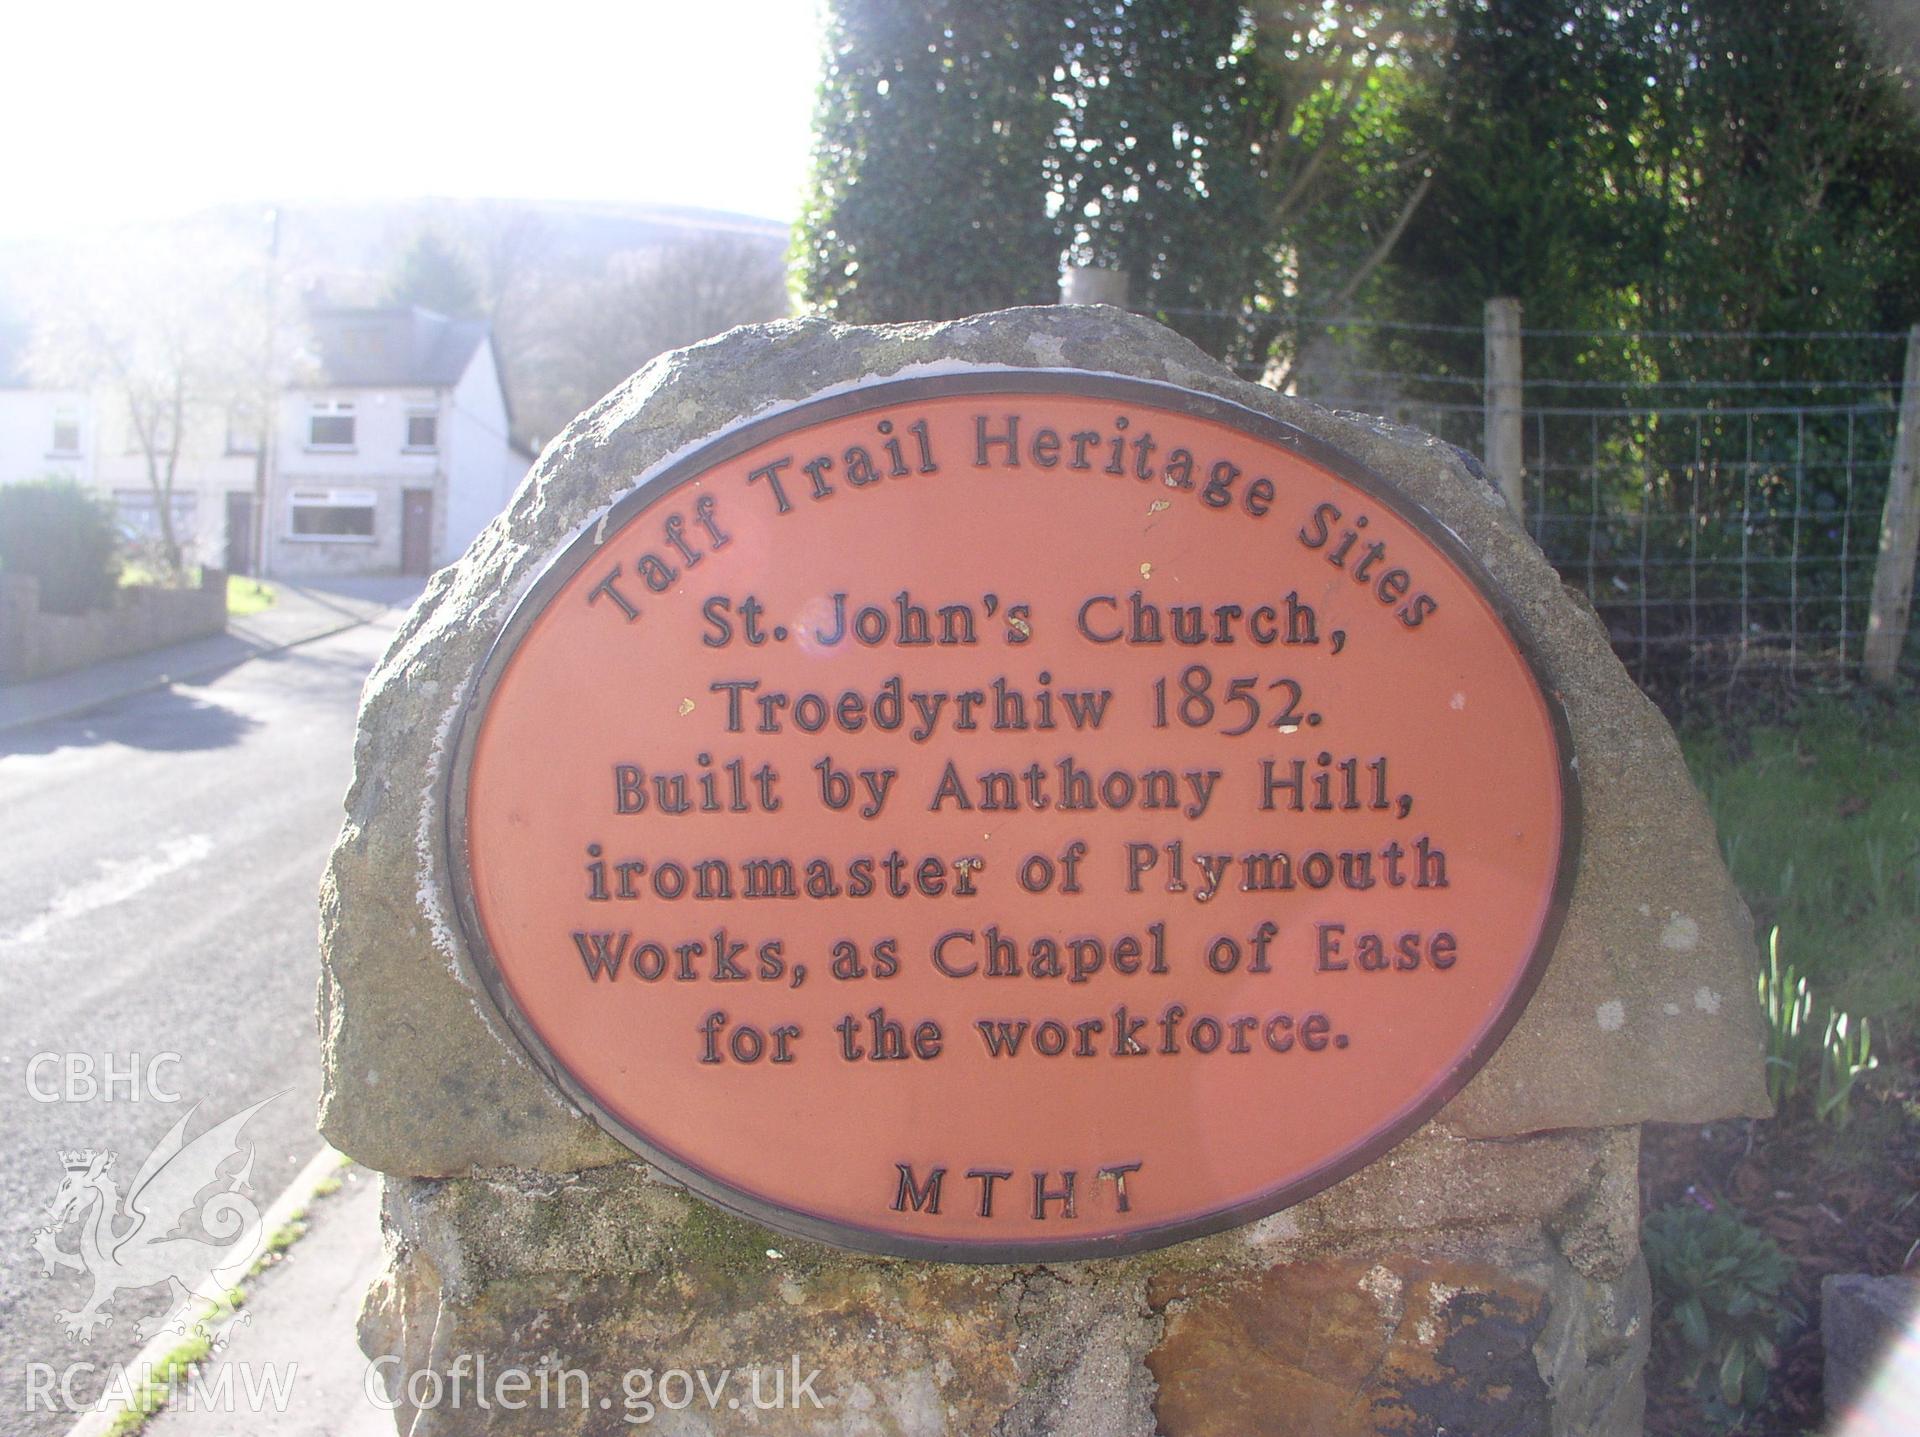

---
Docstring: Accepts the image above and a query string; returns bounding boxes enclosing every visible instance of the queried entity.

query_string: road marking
[2,834,214,947]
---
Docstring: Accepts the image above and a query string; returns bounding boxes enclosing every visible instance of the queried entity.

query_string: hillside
[0,197,795,447]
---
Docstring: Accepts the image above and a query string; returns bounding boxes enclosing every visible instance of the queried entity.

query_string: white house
[0,306,529,581]
[0,324,93,490]
[269,305,529,578]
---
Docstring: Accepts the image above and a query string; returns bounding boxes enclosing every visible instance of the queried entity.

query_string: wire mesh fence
[1296,380,1910,711]
[1121,301,1919,707]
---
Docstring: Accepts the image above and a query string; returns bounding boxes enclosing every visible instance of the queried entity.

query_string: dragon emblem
[32,1096,275,1342]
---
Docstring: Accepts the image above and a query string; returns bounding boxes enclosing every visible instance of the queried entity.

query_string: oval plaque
[448,372,1578,1260]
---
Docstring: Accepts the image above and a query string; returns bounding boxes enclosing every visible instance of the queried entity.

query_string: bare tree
[516,234,791,443]
[27,228,308,580]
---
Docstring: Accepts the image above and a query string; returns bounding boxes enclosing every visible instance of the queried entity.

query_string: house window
[405,411,439,450]
[114,489,198,542]
[289,487,376,539]
[308,400,356,449]
[50,408,81,456]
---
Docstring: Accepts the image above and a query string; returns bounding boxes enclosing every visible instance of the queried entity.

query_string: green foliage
[1368,1,1640,337]
[1816,1008,1877,1129]
[1059,4,1268,307]
[1757,926,1881,1127]
[1639,0,1920,343]
[1758,928,1815,1107]
[0,477,121,614]
[800,0,1920,396]
[1361,0,1920,392]
[1644,1203,1799,1422]
[384,231,483,319]
[799,1,1442,368]
[1059,4,1441,368]
[799,0,1071,322]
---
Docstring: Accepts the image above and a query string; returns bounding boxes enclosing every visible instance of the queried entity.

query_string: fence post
[1865,325,1920,685]
[1484,298,1525,515]
[1059,266,1130,308]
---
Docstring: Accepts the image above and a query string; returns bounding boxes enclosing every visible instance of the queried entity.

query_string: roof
[306,305,489,389]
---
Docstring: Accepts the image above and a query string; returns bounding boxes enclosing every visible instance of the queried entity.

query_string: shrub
[0,477,121,613]
[1644,1202,1800,1423]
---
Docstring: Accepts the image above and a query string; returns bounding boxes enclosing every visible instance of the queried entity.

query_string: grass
[117,562,277,616]
[118,560,188,589]
[105,1328,213,1437]
[1683,696,1920,1040]
[225,575,276,616]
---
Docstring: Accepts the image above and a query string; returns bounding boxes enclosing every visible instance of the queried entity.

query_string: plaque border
[444,369,1584,1263]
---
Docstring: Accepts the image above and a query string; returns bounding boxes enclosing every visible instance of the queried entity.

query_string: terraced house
[0,304,530,580]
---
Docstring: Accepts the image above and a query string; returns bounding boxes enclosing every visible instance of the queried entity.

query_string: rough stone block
[319,307,1767,1179]
[321,305,1770,1435]
[1822,1272,1920,1423]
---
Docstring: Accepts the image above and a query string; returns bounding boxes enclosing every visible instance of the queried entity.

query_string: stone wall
[359,1127,1649,1435]
[0,568,227,684]
[322,307,1770,1435]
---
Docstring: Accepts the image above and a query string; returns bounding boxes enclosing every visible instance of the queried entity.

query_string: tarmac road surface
[0,619,399,1434]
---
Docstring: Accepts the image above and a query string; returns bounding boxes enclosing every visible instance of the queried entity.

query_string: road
[0,618,399,1433]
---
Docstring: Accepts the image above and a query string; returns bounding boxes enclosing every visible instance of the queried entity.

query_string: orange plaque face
[448,372,1577,1260]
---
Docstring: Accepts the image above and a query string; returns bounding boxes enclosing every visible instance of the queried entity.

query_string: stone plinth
[360,1127,1646,1434]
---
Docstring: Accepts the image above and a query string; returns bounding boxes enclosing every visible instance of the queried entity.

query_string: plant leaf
[1679,1297,1711,1350]
[1719,1345,1747,1408]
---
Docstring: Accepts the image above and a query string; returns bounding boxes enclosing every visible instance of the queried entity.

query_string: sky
[0,1,824,239]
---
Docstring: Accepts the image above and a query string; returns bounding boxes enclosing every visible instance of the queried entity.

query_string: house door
[224,492,255,575]
[400,490,434,576]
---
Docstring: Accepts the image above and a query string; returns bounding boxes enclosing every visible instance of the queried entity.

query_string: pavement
[0,583,417,1436]
[0,577,423,734]
[142,1164,391,1437]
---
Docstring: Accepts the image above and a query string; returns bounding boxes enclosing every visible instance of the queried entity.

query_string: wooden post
[1865,325,1920,685]
[1060,266,1130,309]
[1484,297,1525,515]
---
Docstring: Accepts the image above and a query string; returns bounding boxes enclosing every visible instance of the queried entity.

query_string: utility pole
[250,206,281,581]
